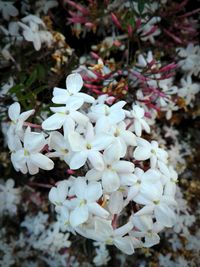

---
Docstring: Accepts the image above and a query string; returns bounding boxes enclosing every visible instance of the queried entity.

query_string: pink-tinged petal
[69,151,88,169]
[92,134,113,151]
[8,102,20,121]
[114,236,134,255]
[103,142,121,164]
[27,158,39,175]
[154,204,176,227]
[133,146,151,160]
[19,109,35,121]
[88,203,109,218]
[42,113,66,130]
[68,132,85,151]
[102,170,120,193]
[73,177,87,199]
[66,73,83,94]
[108,191,123,214]
[88,151,104,171]
[30,153,54,170]
[24,131,46,153]
[69,205,89,227]
[86,181,102,202]
[86,169,102,181]
[113,161,135,173]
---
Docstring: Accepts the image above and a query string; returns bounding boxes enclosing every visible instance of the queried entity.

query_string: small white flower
[134,138,168,168]
[52,73,94,105]
[69,177,109,227]
[8,102,35,139]
[13,127,54,174]
[68,123,113,170]
[126,105,150,137]
[0,1,18,20]
[47,131,73,165]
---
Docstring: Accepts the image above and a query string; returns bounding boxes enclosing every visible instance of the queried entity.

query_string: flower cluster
[7,73,178,254]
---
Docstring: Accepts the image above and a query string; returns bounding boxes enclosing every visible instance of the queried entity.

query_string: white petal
[113,161,135,173]
[133,146,151,160]
[24,131,46,153]
[88,203,109,218]
[114,236,134,255]
[154,204,176,227]
[27,158,39,175]
[86,169,102,181]
[108,191,123,214]
[66,73,83,94]
[69,151,88,169]
[8,102,20,121]
[88,151,104,171]
[30,153,54,170]
[68,132,85,151]
[42,113,66,130]
[86,181,102,202]
[73,177,87,199]
[102,170,120,192]
[70,206,89,227]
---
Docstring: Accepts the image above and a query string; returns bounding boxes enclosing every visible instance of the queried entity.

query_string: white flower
[68,122,113,170]
[8,102,35,139]
[134,138,168,168]
[178,75,199,107]
[86,142,135,192]
[122,167,161,202]
[91,218,135,255]
[0,1,18,20]
[18,15,53,51]
[89,101,126,132]
[42,97,88,135]
[134,187,177,227]
[131,215,163,247]
[47,131,73,165]
[108,121,136,157]
[69,177,109,227]
[13,127,54,174]
[52,73,94,104]
[0,178,20,215]
[126,105,150,137]
[177,43,200,76]
[35,0,58,15]
[49,180,69,209]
